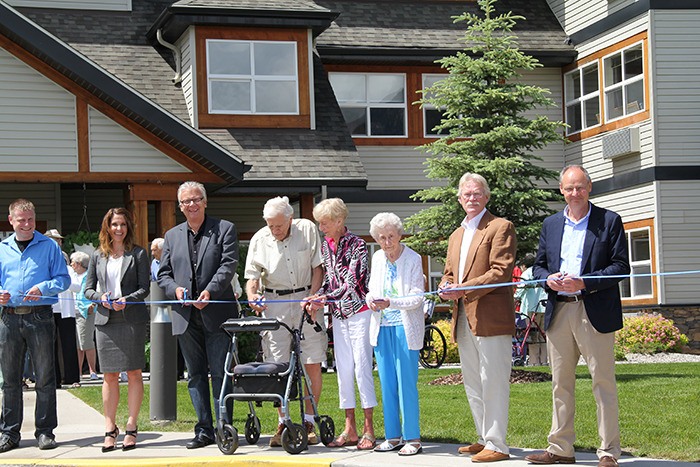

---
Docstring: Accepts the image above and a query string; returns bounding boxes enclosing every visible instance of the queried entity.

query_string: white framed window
[603,42,645,122]
[422,74,447,137]
[427,255,444,293]
[206,39,299,115]
[564,62,600,135]
[329,73,407,137]
[619,227,653,299]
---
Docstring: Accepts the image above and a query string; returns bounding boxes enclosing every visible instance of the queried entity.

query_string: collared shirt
[559,202,591,294]
[0,232,70,307]
[458,208,488,281]
[150,259,160,281]
[245,218,322,291]
[187,217,206,297]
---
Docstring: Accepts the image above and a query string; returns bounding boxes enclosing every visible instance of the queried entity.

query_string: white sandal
[398,441,422,456]
[374,438,404,452]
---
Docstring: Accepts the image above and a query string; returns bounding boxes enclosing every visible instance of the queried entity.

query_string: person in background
[439,173,517,463]
[45,229,81,389]
[245,196,326,446]
[70,251,99,381]
[304,198,377,451]
[514,252,548,366]
[0,199,70,452]
[150,238,164,281]
[157,181,239,449]
[84,208,150,452]
[526,165,630,467]
[366,213,425,456]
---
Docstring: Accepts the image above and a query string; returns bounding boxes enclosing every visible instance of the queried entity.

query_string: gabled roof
[0,0,251,183]
[315,0,576,66]
[150,0,338,43]
[10,0,366,189]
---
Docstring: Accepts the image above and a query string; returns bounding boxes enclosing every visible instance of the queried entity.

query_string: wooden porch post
[299,193,315,221]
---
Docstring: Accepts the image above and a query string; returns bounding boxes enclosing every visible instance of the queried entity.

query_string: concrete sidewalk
[0,387,694,467]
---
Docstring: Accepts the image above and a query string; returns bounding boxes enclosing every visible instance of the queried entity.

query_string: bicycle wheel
[420,324,447,369]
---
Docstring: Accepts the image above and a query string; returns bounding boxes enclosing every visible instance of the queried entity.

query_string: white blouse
[105,256,123,298]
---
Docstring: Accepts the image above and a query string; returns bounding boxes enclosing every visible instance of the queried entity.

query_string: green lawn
[71,362,700,462]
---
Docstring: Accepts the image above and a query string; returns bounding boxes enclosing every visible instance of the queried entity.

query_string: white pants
[332,311,377,410]
[455,307,511,454]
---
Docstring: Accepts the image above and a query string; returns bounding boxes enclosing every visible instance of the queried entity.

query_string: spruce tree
[404,0,564,261]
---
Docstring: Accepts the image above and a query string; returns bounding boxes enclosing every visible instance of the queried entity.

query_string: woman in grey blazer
[84,207,149,453]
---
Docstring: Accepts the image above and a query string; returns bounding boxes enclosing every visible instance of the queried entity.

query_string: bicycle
[419,300,447,369]
[511,299,548,367]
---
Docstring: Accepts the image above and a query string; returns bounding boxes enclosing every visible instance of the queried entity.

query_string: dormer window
[196,27,311,129]
[207,40,299,114]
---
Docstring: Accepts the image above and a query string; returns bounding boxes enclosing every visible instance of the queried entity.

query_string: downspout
[156,29,182,87]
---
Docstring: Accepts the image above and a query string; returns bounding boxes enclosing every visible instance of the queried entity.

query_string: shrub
[615,313,688,356]
[433,319,460,364]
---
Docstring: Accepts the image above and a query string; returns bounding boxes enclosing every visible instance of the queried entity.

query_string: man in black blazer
[157,181,239,449]
[526,165,630,467]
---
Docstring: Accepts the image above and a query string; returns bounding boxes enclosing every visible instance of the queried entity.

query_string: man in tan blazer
[439,173,517,463]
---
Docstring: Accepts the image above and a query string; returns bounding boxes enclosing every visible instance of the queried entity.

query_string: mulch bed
[428,369,552,386]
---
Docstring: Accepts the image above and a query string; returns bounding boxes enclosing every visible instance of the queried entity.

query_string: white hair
[369,212,404,240]
[457,172,491,198]
[177,181,207,202]
[70,251,90,269]
[263,196,294,220]
[151,238,164,249]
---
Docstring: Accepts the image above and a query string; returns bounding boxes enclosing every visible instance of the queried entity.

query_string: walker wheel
[216,424,239,455]
[318,415,335,446]
[244,414,261,444]
[281,423,307,454]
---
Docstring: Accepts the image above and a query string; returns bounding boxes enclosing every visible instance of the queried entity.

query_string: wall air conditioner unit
[602,126,640,160]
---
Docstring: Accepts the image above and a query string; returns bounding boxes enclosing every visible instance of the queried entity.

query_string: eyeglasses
[460,191,484,200]
[179,197,204,206]
[561,186,588,195]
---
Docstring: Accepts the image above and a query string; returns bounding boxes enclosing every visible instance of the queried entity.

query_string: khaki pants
[546,301,621,459]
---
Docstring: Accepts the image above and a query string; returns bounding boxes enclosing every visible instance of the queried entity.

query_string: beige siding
[657,181,700,304]
[88,107,190,173]
[565,121,654,181]
[650,10,700,166]
[177,28,197,126]
[576,15,648,60]
[518,67,566,185]
[6,0,130,10]
[358,146,432,190]
[546,0,638,36]
[345,202,438,237]
[0,49,77,172]
[0,184,61,238]
[591,183,655,222]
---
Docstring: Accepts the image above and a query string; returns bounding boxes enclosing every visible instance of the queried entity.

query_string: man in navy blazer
[157,181,239,449]
[526,165,629,467]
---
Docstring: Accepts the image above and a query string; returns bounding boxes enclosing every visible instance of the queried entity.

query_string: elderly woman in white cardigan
[366,212,425,456]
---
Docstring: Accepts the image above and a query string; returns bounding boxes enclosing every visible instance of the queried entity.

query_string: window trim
[621,218,657,306]
[325,64,447,146]
[206,39,299,116]
[330,72,409,138]
[564,31,649,142]
[601,41,645,125]
[422,73,447,138]
[563,62,601,134]
[195,26,311,129]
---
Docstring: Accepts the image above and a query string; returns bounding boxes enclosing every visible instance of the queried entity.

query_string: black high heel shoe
[122,427,138,451]
[102,426,119,453]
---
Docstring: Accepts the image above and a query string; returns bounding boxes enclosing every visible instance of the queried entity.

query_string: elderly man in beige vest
[245,196,327,447]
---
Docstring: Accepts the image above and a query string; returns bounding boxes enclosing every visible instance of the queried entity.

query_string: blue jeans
[0,306,57,442]
[177,309,230,439]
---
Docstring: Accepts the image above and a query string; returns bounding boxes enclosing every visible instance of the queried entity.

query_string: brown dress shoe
[525,450,576,464]
[472,449,510,462]
[598,456,619,467]
[269,423,284,447]
[458,442,485,454]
